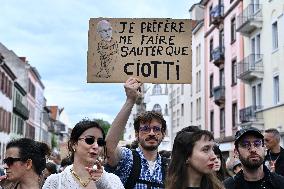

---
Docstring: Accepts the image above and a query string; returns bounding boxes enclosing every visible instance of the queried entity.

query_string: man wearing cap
[232,159,242,175]
[224,127,284,189]
[264,128,284,176]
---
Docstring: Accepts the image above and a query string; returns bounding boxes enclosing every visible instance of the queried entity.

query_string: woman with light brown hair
[166,126,224,189]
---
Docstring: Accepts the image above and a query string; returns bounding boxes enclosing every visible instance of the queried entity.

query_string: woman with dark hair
[43,119,124,189]
[212,145,230,181]
[166,126,224,189]
[0,138,50,189]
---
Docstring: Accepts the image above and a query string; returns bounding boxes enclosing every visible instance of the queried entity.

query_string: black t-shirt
[270,152,281,161]
[187,187,200,189]
[245,178,266,189]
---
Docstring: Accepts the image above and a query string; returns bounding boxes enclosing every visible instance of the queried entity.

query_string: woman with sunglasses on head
[166,126,224,189]
[0,138,50,189]
[43,119,124,189]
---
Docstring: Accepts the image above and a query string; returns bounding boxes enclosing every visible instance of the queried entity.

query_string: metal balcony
[236,4,262,36]
[210,4,224,25]
[13,100,29,120]
[237,54,263,83]
[211,46,225,67]
[213,86,225,106]
[239,105,264,129]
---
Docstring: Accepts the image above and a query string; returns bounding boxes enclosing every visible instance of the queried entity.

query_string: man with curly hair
[105,77,168,189]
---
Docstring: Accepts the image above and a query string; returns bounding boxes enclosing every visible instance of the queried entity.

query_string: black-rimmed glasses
[139,125,162,134]
[3,157,25,167]
[78,136,106,146]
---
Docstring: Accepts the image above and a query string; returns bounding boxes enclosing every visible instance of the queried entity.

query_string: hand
[86,159,104,182]
[124,77,142,103]
[0,175,7,182]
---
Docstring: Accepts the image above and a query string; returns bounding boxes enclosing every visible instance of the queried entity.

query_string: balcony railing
[238,54,263,83]
[211,46,225,67]
[213,86,225,106]
[239,105,262,123]
[237,4,262,36]
[13,99,29,120]
[210,4,224,25]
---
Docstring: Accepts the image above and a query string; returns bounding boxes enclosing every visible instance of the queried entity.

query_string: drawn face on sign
[97,20,112,42]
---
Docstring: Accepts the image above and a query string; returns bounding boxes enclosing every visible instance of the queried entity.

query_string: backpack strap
[125,150,141,189]
[161,157,169,181]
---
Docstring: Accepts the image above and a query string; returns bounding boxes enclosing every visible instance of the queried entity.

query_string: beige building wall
[239,0,284,132]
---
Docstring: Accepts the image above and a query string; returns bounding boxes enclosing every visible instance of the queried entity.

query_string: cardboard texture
[87,18,192,83]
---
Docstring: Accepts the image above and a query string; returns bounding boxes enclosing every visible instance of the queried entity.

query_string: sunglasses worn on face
[79,136,106,146]
[139,125,162,133]
[3,157,25,167]
[239,139,263,149]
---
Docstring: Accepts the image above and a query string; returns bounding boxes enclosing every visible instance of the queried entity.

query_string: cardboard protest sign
[87,18,192,83]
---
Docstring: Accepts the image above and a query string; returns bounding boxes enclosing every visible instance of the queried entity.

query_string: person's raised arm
[106,77,141,166]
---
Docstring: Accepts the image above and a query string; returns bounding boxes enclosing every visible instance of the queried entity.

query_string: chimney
[19,57,27,63]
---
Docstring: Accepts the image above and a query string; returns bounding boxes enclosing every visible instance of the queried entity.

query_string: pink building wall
[203,0,244,147]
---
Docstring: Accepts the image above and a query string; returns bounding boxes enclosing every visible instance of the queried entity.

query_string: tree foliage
[94,118,111,135]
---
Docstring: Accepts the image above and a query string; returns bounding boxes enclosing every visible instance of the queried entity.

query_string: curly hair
[6,138,50,175]
[133,111,167,133]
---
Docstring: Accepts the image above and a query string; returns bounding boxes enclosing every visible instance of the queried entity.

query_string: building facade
[202,0,245,155]
[237,0,284,137]
[0,55,15,163]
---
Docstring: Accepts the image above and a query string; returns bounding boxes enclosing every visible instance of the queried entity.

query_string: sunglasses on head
[3,157,25,167]
[79,136,106,146]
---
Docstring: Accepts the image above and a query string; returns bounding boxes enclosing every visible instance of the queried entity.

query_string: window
[232,59,237,85]
[28,79,36,98]
[210,74,214,97]
[210,111,214,132]
[210,38,213,61]
[181,84,184,95]
[257,83,262,108]
[219,68,225,86]
[220,29,224,48]
[272,21,278,50]
[181,103,184,116]
[231,17,236,43]
[196,44,201,66]
[251,34,261,60]
[273,75,279,104]
[164,104,168,116]
[196,98,201,120]
[190,102,193,123]
[199,71,201,92]
[196,99,199,120]
[196,70,201,93]
[252,83,262,109]
[220,108,225,131]
[152,84,162,95]
[153,104,162,113]
[196,45,199,66]
[232,103,238,128]
[209,5,213,25]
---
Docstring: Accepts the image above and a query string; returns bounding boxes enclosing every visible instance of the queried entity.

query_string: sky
[0,0,199,127]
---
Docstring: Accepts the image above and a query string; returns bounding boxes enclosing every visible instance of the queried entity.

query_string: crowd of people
[0,77,283,189]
